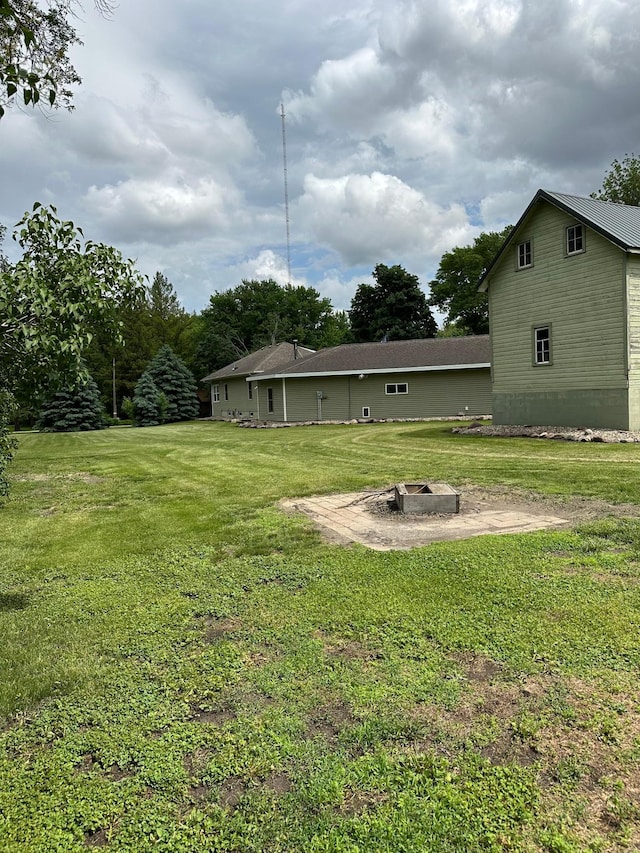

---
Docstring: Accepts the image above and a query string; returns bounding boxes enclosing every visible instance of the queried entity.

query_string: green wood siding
[488,203,627,395]
[212,378,257,419]
[626,261,640,429]
[255,369,491,421]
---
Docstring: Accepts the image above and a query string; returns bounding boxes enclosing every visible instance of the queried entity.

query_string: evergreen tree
[84,272,197,415]
[146,345,199,422]
[131,371,164,427]
[37,374,106,432]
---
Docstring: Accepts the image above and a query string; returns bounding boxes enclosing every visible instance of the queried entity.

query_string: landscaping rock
[452,424,640,444]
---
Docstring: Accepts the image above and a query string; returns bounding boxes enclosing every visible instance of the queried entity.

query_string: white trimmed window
[534,326,551,365]
[566,224,584,255]
[362,406,371,417]
[517,240,532,269]
[385,382,408,395]
[212,385,220,402]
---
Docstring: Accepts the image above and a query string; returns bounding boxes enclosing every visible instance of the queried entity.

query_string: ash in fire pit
[394,483,459,514]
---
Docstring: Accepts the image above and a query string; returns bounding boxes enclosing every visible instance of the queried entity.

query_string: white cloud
[85,174,241,242]
[2,0,640,318]
[235,249,293,286]
[298,171,473,264]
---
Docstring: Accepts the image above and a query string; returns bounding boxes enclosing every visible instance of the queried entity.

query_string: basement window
[517,240,532,269]
[385,383,408,395]
[566,223,584,255]
[533,325,551,365]
[362,406,371,417]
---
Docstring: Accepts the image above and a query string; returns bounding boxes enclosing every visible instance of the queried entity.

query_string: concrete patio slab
[279,487,573,551]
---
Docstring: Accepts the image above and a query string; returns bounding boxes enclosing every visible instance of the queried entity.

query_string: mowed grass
[1,420,640,852]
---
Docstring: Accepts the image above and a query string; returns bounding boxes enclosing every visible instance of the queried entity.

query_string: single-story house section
[202,341,315,420]
[250,336,492,422]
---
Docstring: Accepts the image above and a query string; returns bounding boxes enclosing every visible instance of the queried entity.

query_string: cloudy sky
[1,0,638,317]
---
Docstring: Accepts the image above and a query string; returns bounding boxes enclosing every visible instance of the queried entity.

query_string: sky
[1,0,639,318]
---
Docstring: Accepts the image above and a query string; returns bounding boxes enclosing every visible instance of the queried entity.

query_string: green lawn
[1,420,639,852]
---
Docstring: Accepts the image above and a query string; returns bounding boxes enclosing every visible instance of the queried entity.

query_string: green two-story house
[479,189,640,430]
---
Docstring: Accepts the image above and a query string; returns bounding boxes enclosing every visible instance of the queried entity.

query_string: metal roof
[256,336,491,380]
[543,190,640,248]
[479,189,640,291]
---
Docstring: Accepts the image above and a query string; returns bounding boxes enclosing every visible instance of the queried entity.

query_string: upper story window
[517,240,532,269]
[385,382,408,395]
[566,223,584,255]
[534,325,551,365]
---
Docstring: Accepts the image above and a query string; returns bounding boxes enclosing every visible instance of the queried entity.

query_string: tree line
[6,150,640,430]
[1,155,638,495]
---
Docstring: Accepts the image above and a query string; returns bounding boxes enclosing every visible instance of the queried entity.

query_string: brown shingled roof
[257,336,490,379]
[202,342,315,382]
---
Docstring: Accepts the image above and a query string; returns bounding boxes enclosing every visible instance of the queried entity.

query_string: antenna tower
[280,102,292,285]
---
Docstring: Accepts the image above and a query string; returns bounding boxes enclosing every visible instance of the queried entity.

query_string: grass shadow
[0,592,30,612]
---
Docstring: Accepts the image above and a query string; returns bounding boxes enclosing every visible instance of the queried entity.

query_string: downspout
[347,375,352,420]
[256,382,260,420]
[282,378,288,422]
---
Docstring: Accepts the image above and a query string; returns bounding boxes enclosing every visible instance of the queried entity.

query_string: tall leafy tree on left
[0,203,145,496]
[0,0,114,118]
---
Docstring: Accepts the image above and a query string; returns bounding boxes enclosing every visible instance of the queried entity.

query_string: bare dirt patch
[339,790,388,816]
[200,616,242,643]
[84,828,109,848]
[218,776,246,810]
[189,707,235,725]
[307,702,355,743]
[314,629,380,663]
[263,771,292,795]
[403,657,640,849]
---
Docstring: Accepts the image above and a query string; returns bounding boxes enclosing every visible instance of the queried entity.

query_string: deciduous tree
[196,279,349,375]
[429,227,512,335]
[0,0,114,118]
[591,154,640,206]
[0,203,144,495]
[349,264,436,343]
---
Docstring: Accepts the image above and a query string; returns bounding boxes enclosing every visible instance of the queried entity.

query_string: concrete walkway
[280,490,571,551]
